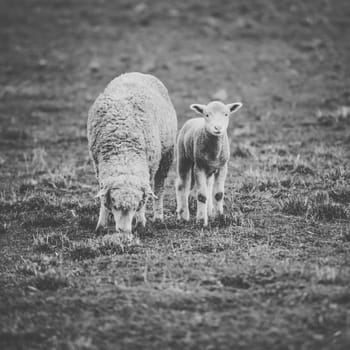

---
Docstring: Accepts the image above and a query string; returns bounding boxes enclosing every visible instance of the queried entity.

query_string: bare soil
[1,1,350,349]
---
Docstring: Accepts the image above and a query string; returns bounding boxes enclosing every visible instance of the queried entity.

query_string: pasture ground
[0,1,350,349]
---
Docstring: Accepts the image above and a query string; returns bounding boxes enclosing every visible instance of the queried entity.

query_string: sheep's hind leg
[153,148,174,222]
[213,163,228,217]
[195,166,209,227]
[175,158,192,222]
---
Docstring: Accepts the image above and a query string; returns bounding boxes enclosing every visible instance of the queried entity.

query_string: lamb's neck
[200,127,225,159]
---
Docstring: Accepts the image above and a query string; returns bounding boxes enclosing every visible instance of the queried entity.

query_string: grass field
[1,0,350,349]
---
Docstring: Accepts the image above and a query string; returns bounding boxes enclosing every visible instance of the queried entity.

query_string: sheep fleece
[87,72,177,190]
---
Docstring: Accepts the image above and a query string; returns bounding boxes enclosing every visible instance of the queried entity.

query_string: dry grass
[1,1,350,349]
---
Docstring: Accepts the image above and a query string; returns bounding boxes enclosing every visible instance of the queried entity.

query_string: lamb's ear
[227,102,243,114]
[190,104,207,115]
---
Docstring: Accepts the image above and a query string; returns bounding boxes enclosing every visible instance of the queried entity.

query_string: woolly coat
[87,72,177,207]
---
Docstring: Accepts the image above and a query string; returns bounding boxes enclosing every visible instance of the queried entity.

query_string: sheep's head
[190,101,242,136]
[96,183,153,232]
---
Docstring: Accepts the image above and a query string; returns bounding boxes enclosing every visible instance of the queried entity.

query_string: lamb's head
[190,101,242,136]
[97,181,151,233]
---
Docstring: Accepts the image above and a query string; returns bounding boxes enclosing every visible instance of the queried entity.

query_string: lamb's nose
[214,126,221,131]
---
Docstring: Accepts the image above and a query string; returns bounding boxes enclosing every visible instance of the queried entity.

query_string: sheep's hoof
[113,231,134,242]
[134,216,146,228]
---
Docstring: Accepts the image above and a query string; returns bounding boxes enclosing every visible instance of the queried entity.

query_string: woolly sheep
[87,72,177,236]
[175,100,242,226]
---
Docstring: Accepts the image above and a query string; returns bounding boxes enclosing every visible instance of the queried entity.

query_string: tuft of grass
[323,166,350,182]
[77,215,97,229]
[0,128,30,141]
[33,232,71,253]
[220,274,251,289]
[329,185,350,205]
[307,194,348,221]
[279,195,308,216]
[69,234,141,261]
[280,191,348,221]
[210,213,244,228]
[69,241,99,261]
[29,268,69,291]
[22,211,67,228]
[16,254,62,275]
[24,148,50,175]
[314,265,343,285]
[316,106,350,126]
[239,168,280,193]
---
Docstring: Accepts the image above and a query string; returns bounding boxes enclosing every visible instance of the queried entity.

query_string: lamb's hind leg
[153,147,174,222]
[175,157,192,221]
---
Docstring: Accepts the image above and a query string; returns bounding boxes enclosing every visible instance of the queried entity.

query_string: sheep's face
[190,101,242,136]
[109,188,146,232]
[98,187,145,232]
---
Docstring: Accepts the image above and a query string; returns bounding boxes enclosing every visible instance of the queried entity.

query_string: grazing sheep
[175,100,242,226]
[87,72,177,236]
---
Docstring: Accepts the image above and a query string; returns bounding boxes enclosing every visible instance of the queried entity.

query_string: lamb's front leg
[194,165,209,226]
[207,174,214,218]
[213,163,228,217]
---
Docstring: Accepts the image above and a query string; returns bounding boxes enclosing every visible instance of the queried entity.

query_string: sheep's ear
[95,188,111,207]
[227,102,243,114]
[190,104,207,115]
[142,186,158,200]
[95,188,107,198]
[149,191,158,200]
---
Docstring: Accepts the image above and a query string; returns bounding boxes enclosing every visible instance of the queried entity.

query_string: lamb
[87,72,177,236]
[175,100,242,226]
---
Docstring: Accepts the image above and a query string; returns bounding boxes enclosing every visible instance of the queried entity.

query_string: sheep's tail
[190,164,195,190]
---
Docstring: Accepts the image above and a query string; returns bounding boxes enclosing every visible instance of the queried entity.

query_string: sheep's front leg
[194,166,209,226]
[134,202,146,228]
[96,202,109,232]
[213,163,228,217]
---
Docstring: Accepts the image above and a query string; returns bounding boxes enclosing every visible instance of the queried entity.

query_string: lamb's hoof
[152,217,165,229]
[196,218,208,228]
[176,210,190,222]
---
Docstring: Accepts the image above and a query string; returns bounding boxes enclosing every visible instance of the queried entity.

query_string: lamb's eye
[225,114,228,117]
